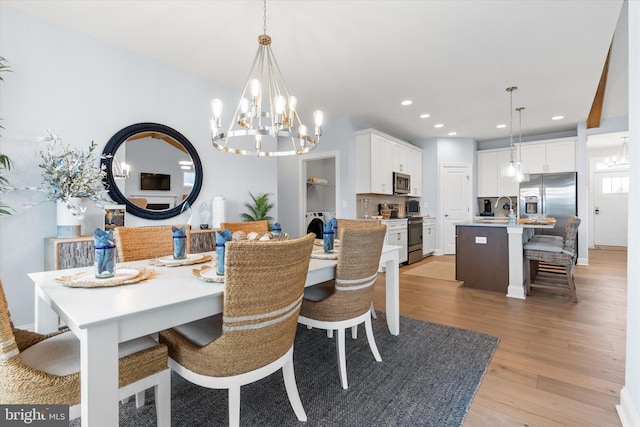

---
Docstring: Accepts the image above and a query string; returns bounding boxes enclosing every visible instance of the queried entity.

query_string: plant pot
[56,197,84,238]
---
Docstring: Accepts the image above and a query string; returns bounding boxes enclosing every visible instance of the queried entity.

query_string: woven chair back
[0,280,81,405]
[220,220,269,234]
[179,233,315,376]
[563,216,581,256]
[336,218,382,240]
[302,224,386,322]
[114,225,190,262]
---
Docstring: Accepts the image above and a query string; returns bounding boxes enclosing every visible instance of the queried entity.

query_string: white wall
[0,7,278,326]
[618,1,640,425]
[410,137,476,254]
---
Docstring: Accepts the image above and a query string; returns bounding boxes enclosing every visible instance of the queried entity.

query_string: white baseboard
[16,322,35,331]
[577,257,588,266]
[616,387,640,427]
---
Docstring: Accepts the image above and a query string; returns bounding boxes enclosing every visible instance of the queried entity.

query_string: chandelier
[501,86,522,179]
[209,0,323,157]
[605,136,629,168]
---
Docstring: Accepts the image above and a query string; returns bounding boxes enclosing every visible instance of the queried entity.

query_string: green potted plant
[38,130,108,237]
[241,192,274,229]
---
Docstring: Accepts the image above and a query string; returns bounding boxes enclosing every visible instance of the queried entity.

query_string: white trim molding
[617,387,640,427]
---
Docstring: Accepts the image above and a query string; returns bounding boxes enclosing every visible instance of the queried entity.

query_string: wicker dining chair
[114,224,191,261]
[336,218,382,240]
[0,279,170,425]
[159,233,315,427]
[298,224,387,389]
[219,220,269,234]
[335,218,384,325]
[524,216,581,302]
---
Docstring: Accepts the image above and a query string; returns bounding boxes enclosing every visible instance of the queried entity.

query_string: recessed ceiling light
[420,113,431,119]
[552,115,564,120]
[496,124,506,129]
[434,124,444,128]
[401,100,413,106]
[448,132,457,136]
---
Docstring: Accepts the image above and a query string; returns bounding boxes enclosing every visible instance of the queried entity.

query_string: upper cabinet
[477,148,519,197]
[518,137,576,174]
[356,132,394,194]
[356,129,422,196]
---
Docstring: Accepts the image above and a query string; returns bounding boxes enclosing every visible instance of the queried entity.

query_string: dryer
[306,211,336,239]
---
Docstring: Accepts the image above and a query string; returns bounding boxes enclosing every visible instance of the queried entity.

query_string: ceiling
[1,0,628,143]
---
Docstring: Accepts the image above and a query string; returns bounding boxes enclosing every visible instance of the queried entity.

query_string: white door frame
[299,151,341,237]
[439,162,473,254]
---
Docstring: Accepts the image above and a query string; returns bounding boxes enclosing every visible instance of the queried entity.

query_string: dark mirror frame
[101,122,203,220]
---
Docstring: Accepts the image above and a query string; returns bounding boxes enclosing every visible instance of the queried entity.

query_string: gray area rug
[107,314,499,426]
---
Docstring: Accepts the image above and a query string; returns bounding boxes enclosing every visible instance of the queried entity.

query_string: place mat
[55,267,154,288]
[311,246,339,260]
[192,265,225,283]
[149,254,213,267]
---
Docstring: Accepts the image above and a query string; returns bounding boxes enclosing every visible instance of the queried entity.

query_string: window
[602,176,629,194]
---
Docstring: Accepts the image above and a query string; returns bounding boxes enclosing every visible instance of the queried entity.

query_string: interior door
[440,164,472,254]
[593,170,628,247]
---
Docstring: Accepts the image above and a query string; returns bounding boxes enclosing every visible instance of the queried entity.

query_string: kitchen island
[456,219,555,299]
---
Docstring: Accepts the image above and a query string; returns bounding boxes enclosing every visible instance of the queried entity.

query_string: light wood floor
[372,248,626,426]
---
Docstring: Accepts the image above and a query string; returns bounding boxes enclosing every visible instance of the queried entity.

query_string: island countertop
[457,218,555,229]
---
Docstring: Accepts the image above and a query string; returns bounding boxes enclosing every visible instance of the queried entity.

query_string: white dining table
[29,244,400,427]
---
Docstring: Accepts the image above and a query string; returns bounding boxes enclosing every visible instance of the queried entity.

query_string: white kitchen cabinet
[476,148,518,198]
[356,128,422,196]
[356,132,394,195]
[422,217,435,257]
[518,137,576,174]
[382,219,408,264]
[392,144,409,173]
[406,148,423,197]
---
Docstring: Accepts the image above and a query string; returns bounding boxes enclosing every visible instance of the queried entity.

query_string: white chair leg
[370,302,377,319]
[282,357,307,421]
[327,329,334,339]
[155,369,171,427]
[364,316,382,362]
[351,325,358,339]
[135,391,145,409]
[336,327,348,389]
[228,385,241,427]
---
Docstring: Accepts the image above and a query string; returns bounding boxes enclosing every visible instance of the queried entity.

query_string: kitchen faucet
[495,196,516,223]
[494,196,513,211]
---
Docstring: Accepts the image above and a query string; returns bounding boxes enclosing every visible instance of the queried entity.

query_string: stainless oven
[407,216,423,264]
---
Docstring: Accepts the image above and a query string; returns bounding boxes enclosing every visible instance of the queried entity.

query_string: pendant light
[515,107,529,182]
[500,86,521,178]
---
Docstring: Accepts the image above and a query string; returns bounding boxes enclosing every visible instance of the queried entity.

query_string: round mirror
[101,123,203,220]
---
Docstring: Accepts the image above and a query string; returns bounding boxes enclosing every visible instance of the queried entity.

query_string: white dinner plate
[158,254,204,265]
[199,267,222,279]
[69,268,141,283]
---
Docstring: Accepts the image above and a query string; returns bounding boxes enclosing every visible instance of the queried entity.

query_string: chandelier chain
[263,0,267,35]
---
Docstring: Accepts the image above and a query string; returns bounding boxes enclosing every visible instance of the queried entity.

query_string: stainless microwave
[393,172,411,194]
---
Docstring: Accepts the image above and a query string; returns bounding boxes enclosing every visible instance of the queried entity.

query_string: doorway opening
[300,152,340,237]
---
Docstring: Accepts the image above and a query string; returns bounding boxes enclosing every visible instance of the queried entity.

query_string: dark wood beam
[587,42,612,129]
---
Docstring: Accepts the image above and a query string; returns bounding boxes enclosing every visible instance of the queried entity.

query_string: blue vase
[216,245,225,276]
[323,231,335,253]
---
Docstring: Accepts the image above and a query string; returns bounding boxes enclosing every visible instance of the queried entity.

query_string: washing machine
[306,211,336,239]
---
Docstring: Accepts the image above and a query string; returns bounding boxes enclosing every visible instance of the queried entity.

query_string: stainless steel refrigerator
[519,172,577,237]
